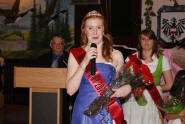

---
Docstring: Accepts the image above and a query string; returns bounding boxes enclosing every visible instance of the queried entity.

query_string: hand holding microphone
[90,43,97,75]
[81,43,97,74]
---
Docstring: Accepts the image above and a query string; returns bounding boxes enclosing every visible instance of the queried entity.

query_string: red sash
[145,83,165,119]
[70,47,125,124]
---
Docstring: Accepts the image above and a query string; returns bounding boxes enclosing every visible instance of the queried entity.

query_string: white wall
[141,0,185,34]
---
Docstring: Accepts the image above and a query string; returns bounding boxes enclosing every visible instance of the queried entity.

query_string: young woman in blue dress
[66,10,131,124]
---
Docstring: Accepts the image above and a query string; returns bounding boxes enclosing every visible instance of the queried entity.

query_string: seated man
[37,34,68,68]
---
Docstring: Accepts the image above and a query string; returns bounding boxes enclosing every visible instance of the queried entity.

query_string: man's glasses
[51,42,65,45]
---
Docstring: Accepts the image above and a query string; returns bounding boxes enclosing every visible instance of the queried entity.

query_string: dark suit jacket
[37,51,68,68]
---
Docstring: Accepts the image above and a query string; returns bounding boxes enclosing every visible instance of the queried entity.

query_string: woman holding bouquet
[113,29,173,124]
[66,10,130,124]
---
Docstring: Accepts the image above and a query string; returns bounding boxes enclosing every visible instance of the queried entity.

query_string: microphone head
[90,43,97,48]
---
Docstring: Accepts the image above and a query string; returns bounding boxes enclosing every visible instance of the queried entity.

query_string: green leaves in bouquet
[124,66,148,106]
[159,96,184,114]
[134,93,147,106]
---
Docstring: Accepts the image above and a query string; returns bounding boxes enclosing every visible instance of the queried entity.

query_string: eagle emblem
[162,18,185,45]
[157,5,185,48]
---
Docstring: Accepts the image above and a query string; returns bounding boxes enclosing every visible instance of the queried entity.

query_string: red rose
[129,55,139,62]
[133,86,145,96]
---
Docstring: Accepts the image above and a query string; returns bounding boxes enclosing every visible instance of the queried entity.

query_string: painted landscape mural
[0,0,74,59]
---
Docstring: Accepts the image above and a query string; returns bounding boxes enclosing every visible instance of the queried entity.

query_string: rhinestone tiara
[85,10,102,17]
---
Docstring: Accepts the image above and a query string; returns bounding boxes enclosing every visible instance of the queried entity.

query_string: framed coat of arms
[157,5,185,48]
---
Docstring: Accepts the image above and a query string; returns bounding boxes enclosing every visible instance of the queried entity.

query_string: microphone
[90,43,97,75]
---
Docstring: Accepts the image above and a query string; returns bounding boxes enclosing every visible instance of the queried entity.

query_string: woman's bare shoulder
[112,49,124,65]
[112,49,124,58]
[112,49,124,71]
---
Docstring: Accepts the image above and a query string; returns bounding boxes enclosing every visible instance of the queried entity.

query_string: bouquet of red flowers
[126,55,154,106]
[84,55,154,116]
